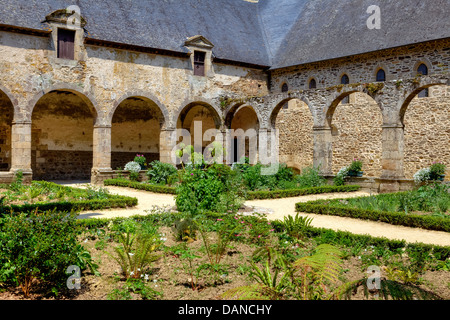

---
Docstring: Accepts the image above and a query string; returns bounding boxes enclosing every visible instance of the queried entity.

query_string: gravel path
[70,183,450,247]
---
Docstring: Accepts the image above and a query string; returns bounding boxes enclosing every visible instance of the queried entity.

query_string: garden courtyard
[0,160,449,301]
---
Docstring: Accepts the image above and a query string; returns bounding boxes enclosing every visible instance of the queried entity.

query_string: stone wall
[270,39,450,92]
[331,93,383,177]
[404,86,450,179]
[274,99,314,172]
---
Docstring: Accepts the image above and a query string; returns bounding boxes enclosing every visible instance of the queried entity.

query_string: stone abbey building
[0,0,448,192]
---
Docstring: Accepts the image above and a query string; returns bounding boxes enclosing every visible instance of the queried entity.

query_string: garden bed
[1,210,449,301]
[295,183,450,232]
[0,180,138,214]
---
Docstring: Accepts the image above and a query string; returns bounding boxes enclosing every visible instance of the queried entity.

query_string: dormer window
[185,35,214,78]
[194,51,206,76]
[57,28,75,60]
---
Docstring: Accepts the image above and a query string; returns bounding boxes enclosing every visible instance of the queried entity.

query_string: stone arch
[327,90,384,177]
[175,99,223,152]
[271,97,315,172]
[400,82,450,180]
[28,83,98,124]
[225,103,260,163]
[0,86,16,171]
[110,95,167,170]
[31,88,97,180]
[109,91,169,129]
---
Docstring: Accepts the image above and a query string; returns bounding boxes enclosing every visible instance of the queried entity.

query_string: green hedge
[104,179,177,194]
[245,185,361,200]
[296,201,450,233]
[104,179,361,200]
[0,196,138,215]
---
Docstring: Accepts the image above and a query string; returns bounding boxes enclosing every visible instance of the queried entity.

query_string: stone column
[10,121,33,182]
[160,128,176,165]
[379,124,405,192]
[91,125,113,184]
[312,126,333,176]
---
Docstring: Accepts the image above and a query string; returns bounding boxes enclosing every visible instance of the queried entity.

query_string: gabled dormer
[184,35,214,77]
[43,6,87,63]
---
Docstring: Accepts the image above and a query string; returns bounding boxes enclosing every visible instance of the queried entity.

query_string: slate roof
[0,0,449,69]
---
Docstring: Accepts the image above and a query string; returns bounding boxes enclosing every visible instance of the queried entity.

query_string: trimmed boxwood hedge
[104,179,360,200]
[104,179,177,194]
[296,201,450,233]
[245,185,361,200]
[0,196,138,215]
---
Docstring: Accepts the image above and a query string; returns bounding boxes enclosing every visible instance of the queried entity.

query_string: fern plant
[280,214,313,242]
[108,231,161,279]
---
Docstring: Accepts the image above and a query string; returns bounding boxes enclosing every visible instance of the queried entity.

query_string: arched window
[281,83,289,93]
[341,74,350,104]
[417,64,429,98]
[309,78,317,89]
[376,69,386,82]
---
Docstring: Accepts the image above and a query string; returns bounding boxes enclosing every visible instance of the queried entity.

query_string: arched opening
[328,91,383,177]
[31,90,96,181]
[271,98,314,172]
[403,84,449,180]
[227,105,259,163]
[176,102,221,155]
[0,90,14,171]
[281,83,289,93]
[417,64,429,98]
[309,78,317,89]
[340,74,350,104]
[376,68,386,82]
[111,97,165,170]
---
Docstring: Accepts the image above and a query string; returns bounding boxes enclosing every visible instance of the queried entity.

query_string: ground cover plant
[0,206,448,300]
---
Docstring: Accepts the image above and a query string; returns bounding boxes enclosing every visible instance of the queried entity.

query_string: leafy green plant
[134,154,147,169]
[172,218,198,242]
[0,210,90,297]
[108,278,162,300]
[146,160,178,185]
[279,213,313,242]
[107,222,161,279]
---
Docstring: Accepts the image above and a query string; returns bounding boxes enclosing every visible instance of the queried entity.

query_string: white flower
[130,271,134,276]
[144,274,149,281]
[128,252,134,256]
[124,161,141,173]
[413,167,431,183]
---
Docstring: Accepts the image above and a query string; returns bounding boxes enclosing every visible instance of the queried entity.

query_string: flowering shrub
[430,162,446,177]
[334,166,349,186]
[413,168,431,184]
[349,159,363,172]
[134,154,147,169]
[124,161,142,181]
[414,162,446,184]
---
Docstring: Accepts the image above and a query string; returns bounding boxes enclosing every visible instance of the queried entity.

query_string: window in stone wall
[309,78,317,89]
[376,69,386,82]
[417,64,429,98]
[340,74,350,104]
[57,28,75,60]
[193,51,206,76]
[281,83,289,93]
